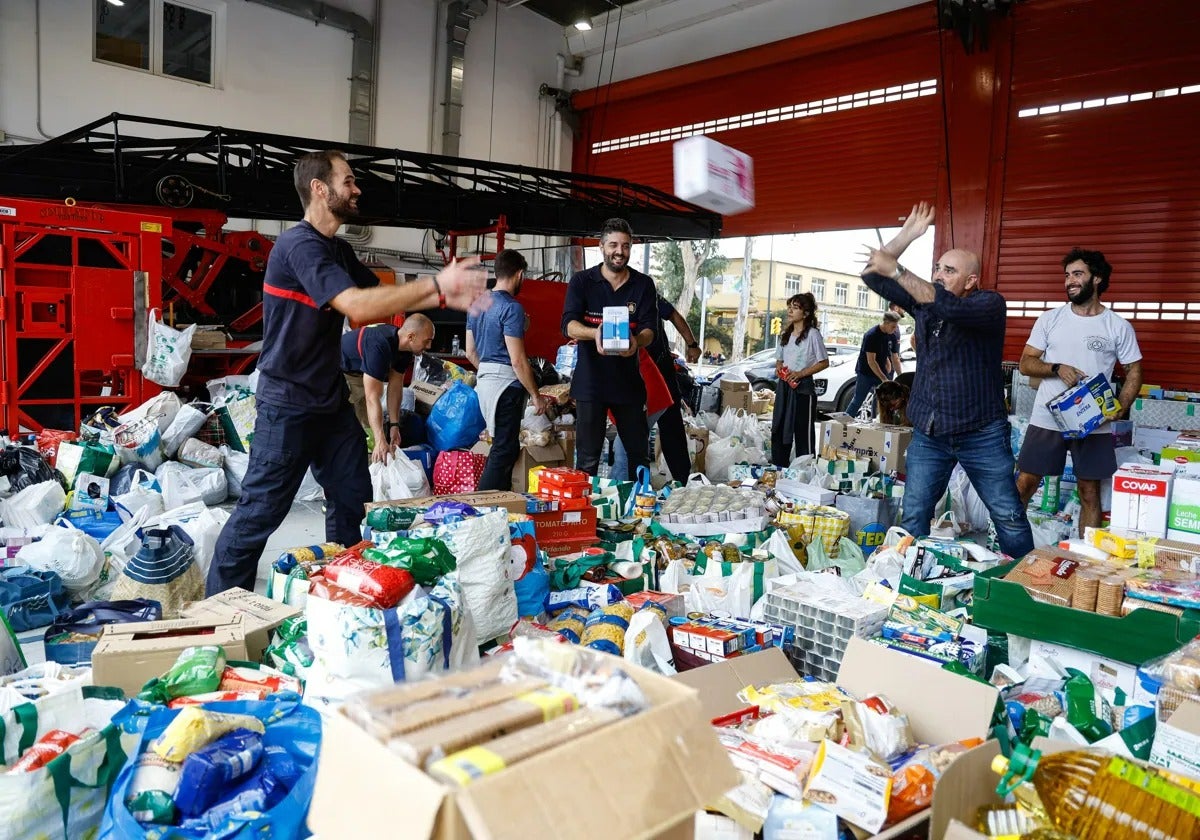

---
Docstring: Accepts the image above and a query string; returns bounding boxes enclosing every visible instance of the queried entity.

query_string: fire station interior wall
[994,0,1200,388]
[0,0,563,254]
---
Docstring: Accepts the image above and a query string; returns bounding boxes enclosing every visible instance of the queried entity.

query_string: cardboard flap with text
[673,646,798,721]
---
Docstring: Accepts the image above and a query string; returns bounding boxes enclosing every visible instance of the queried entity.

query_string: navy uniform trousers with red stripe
[206,398,371,595]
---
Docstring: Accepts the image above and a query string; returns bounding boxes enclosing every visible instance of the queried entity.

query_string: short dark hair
[1062,247,1112,295]
[293,150,346,210]
[600,218,633,241]
[494,248,527,280]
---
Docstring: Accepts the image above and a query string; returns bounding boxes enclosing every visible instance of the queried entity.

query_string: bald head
[933,249,982,297]
[398,313,435,353]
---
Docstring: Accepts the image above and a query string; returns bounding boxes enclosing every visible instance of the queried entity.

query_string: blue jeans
[612,407,665,481]
[846,374,883,418]
[901,418,1033,558]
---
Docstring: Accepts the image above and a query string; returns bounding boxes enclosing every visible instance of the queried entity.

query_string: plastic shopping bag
[426,381,486,452]
[141,309,195,388]
[161,403,210,458]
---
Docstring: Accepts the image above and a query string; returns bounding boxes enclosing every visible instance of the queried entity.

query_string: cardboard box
[675,639,999,839]
[1149,699,1200,777]
[673,135,755,215]
[840,422,911,474]
[930,739,1074,840]
[411,381,449,415]
[180,587,301,663]
[512,443,568,493]
[184,325,228,350]
[366,490,528,518]
[1047,373,1118,438]
[719,379,751,393]
[1024,638,1139,697]
[1111,463,1174,537]
[309,654,739,840]
[92,616,247,696]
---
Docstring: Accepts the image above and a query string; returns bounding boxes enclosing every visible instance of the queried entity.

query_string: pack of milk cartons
[1110,462,1174,537]
[672,136,755,215]
[600,306,630,353]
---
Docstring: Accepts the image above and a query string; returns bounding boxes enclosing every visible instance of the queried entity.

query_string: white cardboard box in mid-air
[673,135,755,215]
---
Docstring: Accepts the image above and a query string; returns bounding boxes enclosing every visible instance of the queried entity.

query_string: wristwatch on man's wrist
[688,342,699,349]
[891,264,907,281]
[1051,363,1061,376]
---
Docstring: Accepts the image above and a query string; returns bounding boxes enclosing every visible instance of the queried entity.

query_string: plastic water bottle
[451,334,461,356]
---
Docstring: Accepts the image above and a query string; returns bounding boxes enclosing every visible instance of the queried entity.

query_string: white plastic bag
[177,438,224,470]
[948,465,992,533]
[624,610,676,675]
[113,417,164,470]
[141,309,195,388]
[0,480,67,529]
[111,485,164,522]
[706,435,752,483]
[161,403,209,458]
[15,527,104,597]
[220,445,249,499]
[765,528,806,577]
[297,468,325,501]
[368,450,431,502]
[156,462,202,509]
[119,391,182,435]
[189,467,227,506]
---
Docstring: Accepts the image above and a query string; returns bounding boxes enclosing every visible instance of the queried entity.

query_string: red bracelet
[431,276,446,309]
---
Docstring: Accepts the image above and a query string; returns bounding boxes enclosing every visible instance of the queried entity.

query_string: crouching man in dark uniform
[206,150,485,595]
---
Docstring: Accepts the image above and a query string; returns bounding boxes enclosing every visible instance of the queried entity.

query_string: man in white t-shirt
[1015,248,1143,535]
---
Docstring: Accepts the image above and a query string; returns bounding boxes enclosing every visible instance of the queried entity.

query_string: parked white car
[709,345,914,412]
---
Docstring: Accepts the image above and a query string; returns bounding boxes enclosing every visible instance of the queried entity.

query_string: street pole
[764,236,774,351]
[697,277,710,358]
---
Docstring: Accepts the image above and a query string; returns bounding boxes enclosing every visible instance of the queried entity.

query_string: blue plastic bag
[100,696,321,840]
[426,381,485,453]
[56,509,124,541]
[514,553,550,618]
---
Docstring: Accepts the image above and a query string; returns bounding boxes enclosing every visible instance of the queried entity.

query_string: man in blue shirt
[341,314,435,463]
[860,201,1032,558]
[207,150,485,595]
[561,218,658,477]
[846,311,901,418]
[465,249,549,491]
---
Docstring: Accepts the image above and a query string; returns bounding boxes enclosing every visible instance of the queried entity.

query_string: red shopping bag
[433,450,487,495]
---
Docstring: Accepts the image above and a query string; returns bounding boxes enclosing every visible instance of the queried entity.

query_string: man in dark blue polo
[561,218,658,477]
[207,150,484,595]
[341,314,434,463]
[860,201,1032,558]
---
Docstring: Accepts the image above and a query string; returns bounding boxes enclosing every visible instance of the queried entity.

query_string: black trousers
[655,401,692,482]
[207,399,370,595]
[576,400,650,477]
[771,381,817,467]
[477,385,527,492]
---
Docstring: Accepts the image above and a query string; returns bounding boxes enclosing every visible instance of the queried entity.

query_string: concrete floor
[16,498,330,667]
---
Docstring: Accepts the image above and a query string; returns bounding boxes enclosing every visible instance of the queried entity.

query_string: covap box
[672,135,755,215]
[309,654,739,840]
[92,616,248,696]
[180,587,300,663]
[674,638,999,839]
[1110,462,1174,537]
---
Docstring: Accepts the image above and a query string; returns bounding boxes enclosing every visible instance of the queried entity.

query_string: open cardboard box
[180,586,300,662]
[932,739,1075,839]
[309,653,739,840]
[674,637,999,839]
[92,616,247,696]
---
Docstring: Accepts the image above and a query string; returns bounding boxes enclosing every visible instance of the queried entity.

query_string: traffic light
[770,316,782,335]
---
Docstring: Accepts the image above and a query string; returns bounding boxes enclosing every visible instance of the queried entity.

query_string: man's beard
[1068,277,1096,305]
[603,253,627,274]
[327,191,358,223]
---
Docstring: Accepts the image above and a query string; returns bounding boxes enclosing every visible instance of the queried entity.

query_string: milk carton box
[1167,474,1200,544]
[1047,373,1119,439]
[1110,463,1174,537]
[600,305,630,353]
[672,136,755,215]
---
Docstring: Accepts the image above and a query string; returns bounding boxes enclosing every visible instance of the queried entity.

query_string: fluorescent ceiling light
[574,20,592,31]
[107,0,126,6]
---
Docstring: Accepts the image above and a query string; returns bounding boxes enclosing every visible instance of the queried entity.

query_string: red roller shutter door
[573,8,944,236]
[996,0,1200,386]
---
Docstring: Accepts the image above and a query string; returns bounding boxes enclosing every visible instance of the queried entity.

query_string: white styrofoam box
[672,135,755,215]
[1110,463,1174,538]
